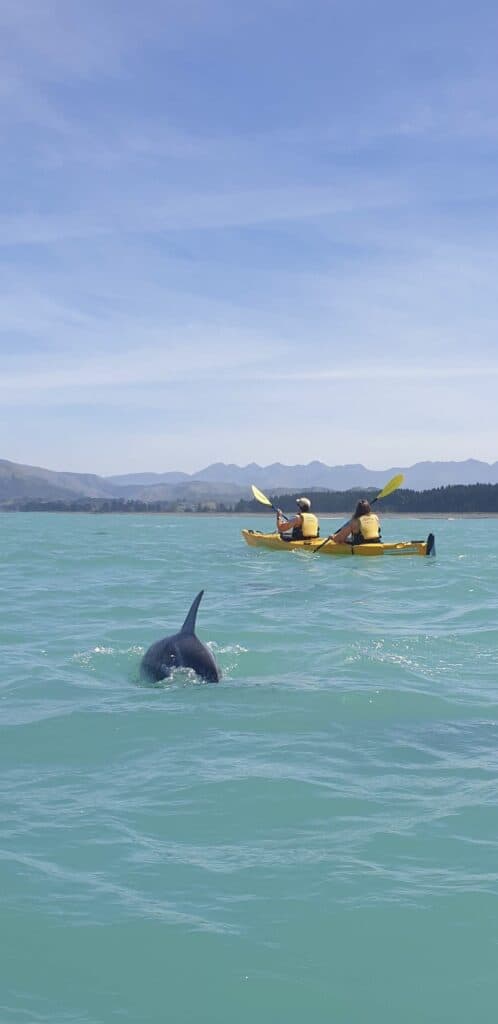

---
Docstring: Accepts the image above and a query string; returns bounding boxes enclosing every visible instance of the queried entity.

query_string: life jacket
[292,511,319,540]
[352,513,380,544]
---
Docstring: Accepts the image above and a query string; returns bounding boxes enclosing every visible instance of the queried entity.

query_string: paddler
[276,497,320,541]
[333,498,381,545]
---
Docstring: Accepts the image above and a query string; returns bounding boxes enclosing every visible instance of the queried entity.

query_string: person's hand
[276,508,283,517]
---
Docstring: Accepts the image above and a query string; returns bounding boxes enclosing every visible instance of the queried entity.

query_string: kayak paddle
[312,473,405,554]
[251,484,289,521]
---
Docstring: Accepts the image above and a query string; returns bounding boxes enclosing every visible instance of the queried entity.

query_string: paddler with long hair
[332,498,381,545]
[276,497,320,541]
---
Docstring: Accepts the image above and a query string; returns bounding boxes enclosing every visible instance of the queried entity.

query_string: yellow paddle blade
[251,484,274,507]
[376,473,404,501]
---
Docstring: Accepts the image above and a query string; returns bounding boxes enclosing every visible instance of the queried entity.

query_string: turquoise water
[1,513,497,1023]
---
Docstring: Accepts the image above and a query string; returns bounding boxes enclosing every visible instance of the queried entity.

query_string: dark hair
[354,499,371,518]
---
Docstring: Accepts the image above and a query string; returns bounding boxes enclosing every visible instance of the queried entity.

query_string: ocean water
[1,512,497,1023]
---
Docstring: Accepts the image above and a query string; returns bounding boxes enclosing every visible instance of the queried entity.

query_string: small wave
[72,644,144,666]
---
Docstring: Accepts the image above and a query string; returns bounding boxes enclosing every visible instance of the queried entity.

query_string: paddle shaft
[260,495,290,522]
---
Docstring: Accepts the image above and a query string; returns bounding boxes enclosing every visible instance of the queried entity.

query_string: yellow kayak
[242,530,435,557]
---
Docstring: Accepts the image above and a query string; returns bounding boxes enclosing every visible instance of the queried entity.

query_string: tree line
[2,483,498,513]
[0,498,234,513]
[235,484,498,515]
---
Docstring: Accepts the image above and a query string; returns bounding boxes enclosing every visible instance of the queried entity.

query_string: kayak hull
[242,530,434,557]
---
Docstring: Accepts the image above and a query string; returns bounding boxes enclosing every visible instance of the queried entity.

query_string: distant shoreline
[2,510,498,519]
[2,480,498,516]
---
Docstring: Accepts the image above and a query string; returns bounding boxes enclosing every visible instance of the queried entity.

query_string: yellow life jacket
[292,511,319,539]
[354,513,380,543]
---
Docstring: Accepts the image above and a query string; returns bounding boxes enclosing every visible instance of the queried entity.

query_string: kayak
[242,530,436,557]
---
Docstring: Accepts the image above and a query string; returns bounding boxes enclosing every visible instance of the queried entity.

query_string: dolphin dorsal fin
[180,590,204,635]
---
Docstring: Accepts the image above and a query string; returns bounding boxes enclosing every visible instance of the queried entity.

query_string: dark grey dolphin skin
[140,591,220,683]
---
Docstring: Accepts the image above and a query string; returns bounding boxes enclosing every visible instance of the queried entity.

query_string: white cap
[296,497,311,511]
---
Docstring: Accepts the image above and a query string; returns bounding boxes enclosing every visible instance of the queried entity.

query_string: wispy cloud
[0,180,412,246]
[0,328,283,393]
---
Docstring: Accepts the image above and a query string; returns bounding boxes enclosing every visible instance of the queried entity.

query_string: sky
[1,0,498,475]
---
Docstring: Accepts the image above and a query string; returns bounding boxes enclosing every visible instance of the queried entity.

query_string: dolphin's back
[176,633,220,682]
[140,590,220,683]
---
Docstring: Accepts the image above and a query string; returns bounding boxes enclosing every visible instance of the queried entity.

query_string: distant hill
[107,458,498,491]
[125,479,247,502]
[0,459,118,502]
[1,456,498,505]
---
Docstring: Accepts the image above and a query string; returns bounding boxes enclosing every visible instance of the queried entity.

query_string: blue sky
[1,0,497,474]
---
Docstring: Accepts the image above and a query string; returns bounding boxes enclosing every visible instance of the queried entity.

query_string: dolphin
[140,590,221,683]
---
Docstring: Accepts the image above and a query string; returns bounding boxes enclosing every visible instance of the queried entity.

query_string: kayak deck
[242,530,435,557]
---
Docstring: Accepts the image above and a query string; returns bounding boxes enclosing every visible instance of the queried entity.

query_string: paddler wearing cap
[276,497,320,541]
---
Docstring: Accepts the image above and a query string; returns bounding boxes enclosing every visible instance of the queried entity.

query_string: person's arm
[276,511,301,534]
[333,517,358,544]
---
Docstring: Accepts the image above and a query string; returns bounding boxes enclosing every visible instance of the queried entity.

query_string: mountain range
[1,457,498,504]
